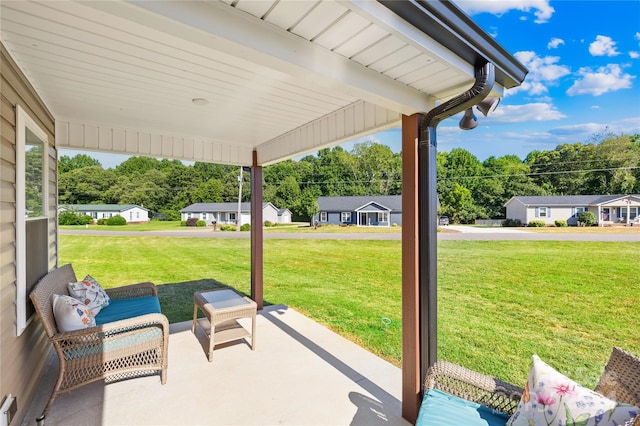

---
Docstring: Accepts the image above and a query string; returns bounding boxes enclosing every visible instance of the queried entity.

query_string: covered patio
[0,1,526,424]
[25,306,409,426]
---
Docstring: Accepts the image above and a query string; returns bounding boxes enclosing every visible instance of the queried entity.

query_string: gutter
[378,0,528,89]
[418,62,496,383]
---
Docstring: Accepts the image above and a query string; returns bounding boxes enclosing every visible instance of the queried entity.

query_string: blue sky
[62,0,640,167]
[347,0,640,161]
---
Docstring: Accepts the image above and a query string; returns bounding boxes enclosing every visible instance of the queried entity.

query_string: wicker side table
[192,288,257,362]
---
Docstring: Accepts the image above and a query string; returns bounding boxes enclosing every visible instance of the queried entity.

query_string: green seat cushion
[95,296,161,325]
[416,389,509,426]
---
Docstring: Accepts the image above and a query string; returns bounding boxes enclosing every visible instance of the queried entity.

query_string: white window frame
[16,105,49,336]
[341,212,351,222]
[537,207,548,218]
[377,212,389,223]
[320,211,327,222]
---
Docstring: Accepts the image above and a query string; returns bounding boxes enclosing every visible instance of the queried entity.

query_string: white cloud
[547,38,565,49]
[508,51,570,95]
[636,32,640,41]
[456,0,554,23]
[589,35,621,56]
[485,103,566,123]
[567,64,634,96]
[548,123,607,136]
[630,51,640,59]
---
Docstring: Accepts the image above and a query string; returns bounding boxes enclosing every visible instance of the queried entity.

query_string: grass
[59,235,639,389]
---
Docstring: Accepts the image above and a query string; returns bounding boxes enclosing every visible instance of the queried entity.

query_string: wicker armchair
[30,264,169,417]
[424,347,640,420]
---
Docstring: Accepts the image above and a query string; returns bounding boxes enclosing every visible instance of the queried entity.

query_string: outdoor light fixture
[458,97,500,130]
[459,108,478,130]
[476,97,500,116]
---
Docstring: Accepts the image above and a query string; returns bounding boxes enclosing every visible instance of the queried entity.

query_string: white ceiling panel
[1,0,526,165]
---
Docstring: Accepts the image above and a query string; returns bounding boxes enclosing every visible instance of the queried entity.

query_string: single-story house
[315,196,402,227]
[0,1,526,423]
[180,202,286,227]
[504,195,640,226]
[60,204,150,224]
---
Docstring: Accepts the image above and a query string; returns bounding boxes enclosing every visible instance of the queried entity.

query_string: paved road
[60,228,640,242]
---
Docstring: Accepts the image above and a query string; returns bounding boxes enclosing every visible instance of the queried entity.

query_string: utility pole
[237,166,243,231]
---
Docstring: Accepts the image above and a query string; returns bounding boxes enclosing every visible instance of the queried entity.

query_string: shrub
[79,215,94,225]
[502,218,522,227]
[58,211,82,225]
[106,215,126,226]
[392,223,398,227]
[264,220,274,227]
[180,220,187,227]
[527,220,546,227]
[554,219,568,227]
[186,218,199,227]
[196,220,206,227]
[97,218,107,225]
[577,211,597,227]
[220,224,236,231]
[240,223,251,231]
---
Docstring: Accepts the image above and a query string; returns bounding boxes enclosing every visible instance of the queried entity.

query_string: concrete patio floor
[23,305,410,425]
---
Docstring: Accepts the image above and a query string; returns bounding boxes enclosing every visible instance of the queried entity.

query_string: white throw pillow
[68,275,110,315]
[507,355,639,426]
[52,294,96,332]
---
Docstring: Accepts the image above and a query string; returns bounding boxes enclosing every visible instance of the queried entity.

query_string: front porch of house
[23,305,409,426]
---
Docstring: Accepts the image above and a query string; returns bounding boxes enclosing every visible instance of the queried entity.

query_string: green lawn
[59,235,639,389]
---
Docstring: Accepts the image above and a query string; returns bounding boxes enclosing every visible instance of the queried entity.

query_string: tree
[58,154,101,173]
[351,142,400,195]
[58,166,117,204]
[192,178,224,203]
[440,183,482,224]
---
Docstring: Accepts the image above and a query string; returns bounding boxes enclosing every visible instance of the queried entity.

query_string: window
[229,213,236,221]
[16,106,49,336]
[536,207,548,218]
[601,207,610,221]
[575,207,586,215]
[320,212,327,222]
[377,212,389,223]
[341,212,351,222]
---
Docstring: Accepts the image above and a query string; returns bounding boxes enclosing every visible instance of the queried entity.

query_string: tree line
[58,132,639,224]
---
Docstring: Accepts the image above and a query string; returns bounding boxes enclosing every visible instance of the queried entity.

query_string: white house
[180,202,286,227]
[60,204,150,224]
[504,195,640,226]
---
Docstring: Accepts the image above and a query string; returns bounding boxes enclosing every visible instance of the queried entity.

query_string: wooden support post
[402,113,422,423]
[250,151,264,310]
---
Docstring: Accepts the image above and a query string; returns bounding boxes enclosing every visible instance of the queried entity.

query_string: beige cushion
[52,294,96,332]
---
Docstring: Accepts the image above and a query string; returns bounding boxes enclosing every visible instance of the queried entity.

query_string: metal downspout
[418,62,496,384]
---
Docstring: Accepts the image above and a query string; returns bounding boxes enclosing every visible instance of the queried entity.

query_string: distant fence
[474,219,504,226]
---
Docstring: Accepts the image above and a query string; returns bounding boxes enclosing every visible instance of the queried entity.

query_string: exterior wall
[390,212,402,227]
[0,43,57,425]
[505,201,527,224]
[121,207,149,223]
[262,205,279,224]
[278,211,291,224]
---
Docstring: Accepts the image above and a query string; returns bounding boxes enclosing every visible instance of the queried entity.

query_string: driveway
[60,228,640,242]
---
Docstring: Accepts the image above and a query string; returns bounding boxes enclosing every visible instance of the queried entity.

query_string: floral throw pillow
[507,355,639,426]
[68,275,110,315]
[52,294,96,332]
